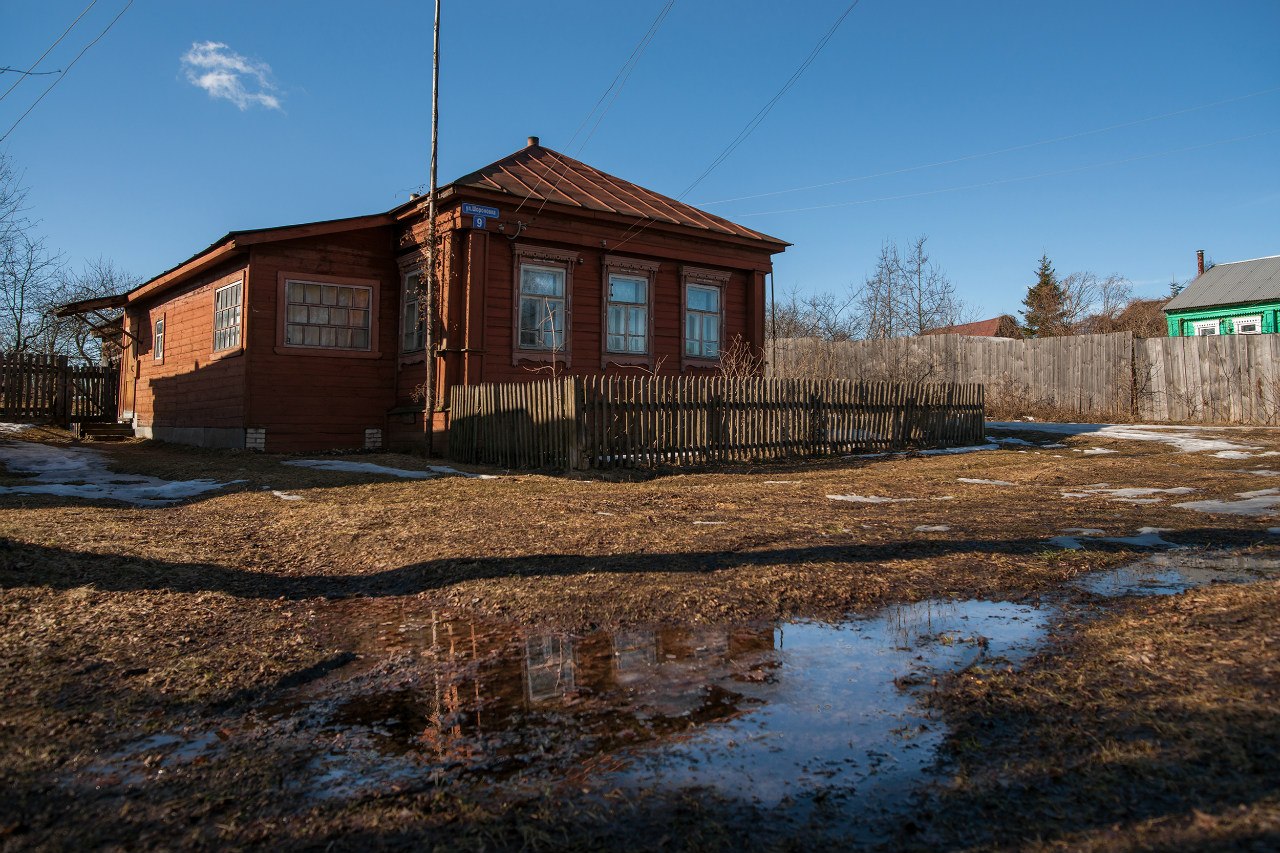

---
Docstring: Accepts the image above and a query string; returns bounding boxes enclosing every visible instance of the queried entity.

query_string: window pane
[629,306,646,337]
[330,308,348,326]
[286,324,302,344]
[521,265,564,297]
[352,329,369,349]
[686,313,698,342]
[610,276,645,304]
[607,305,626,336]
[350,309,368,329]
[704,315,719,344]
[688,285,718,311]
[627,335,645,353]
[320,285,336,306]
[303,326,320,346]
[608,334,625,351]
[287,282,303,302]
[304,283,322,304]
[336,328,352,348]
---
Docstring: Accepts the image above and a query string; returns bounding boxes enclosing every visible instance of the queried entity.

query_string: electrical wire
[729,128,1280,217]
[0,0,99,104]
[610,0,861,253]
[512,0,677,217]
[0,0,132,145]
[698,84,1280,207]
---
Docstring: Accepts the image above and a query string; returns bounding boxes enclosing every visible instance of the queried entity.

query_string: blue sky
[3,0,1278,318]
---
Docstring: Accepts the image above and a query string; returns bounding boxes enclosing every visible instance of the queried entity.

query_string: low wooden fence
[447,376,984,469]
[0,352,118,425]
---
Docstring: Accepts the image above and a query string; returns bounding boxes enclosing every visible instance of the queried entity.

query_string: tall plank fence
[773,333,1280,426]
[448,376,984,470]
[0,353,118,425]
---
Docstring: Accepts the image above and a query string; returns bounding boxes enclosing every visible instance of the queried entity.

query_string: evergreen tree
[1020,254,1068,337]
[1168,277,1184,297]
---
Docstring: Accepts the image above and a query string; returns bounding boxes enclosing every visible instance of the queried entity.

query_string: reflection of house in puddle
[523,634,575,702]
[327,612,777,775]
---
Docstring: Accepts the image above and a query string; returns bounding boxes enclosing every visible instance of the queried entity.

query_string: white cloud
[181,41,282,111]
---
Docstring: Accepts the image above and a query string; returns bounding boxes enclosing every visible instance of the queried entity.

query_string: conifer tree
[1020,254,1068,337]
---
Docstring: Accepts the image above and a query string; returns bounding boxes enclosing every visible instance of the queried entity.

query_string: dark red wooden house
[66,138,788,452]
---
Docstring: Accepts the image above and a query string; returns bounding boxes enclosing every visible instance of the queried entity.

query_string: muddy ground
[1,422,1279,850]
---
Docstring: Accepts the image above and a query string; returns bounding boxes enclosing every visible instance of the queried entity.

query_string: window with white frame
[284,279,372,350]
[153,317,165,361]
[606,274,648,354]
[685,284,721,358]
[1193,319,1220,336]
[518,263,566,350]
[1233,315,1262,335]
[212,280,243,352]
[401,271,424,352]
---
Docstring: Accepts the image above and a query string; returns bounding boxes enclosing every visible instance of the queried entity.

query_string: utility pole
[423,0,441,454]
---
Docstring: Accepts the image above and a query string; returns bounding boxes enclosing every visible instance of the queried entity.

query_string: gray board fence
[447,376,985,470]
[771,332,1280,426]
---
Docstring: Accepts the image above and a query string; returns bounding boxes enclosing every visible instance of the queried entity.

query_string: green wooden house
[1164,253,1280,336]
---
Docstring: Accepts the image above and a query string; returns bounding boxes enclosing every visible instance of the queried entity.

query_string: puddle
[1074,551,1280,597]
[72,551,1278,839]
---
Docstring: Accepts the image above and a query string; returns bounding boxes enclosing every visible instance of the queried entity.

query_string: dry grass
[3,424,1280,848]
[911,579,1280,852]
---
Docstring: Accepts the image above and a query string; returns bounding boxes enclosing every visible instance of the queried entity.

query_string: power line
[0,67,63,77]
[698,84,1280,207]
[0,0,99,104]
[611,0,861,253]
[512,0,677,217]
[0,0,132,145]
[729,128,1280,217]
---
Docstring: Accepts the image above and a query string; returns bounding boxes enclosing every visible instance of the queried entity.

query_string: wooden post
[55,356,70,426]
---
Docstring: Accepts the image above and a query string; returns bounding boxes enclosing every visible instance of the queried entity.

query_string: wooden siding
[131,263,249,432]
[245,229,401,452]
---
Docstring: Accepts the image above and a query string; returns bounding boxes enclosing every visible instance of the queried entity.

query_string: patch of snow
[987,422,1259,454]
[827,494,917,504]
[990,436,1035,446]
[1060,486,1196,504]
[1073,447,1118,455]
[0,441,235,507]
[917,443,1000,456]
[1243,469,1280,477]
[0,423,31,433]
[595,511,615,516]
[1062,527,1105,535]
[272,490,303,501]
[914,524,951,532]
[1212,450,1280,460]
[692,520,725,526]
[1174,488,1280,517]
[931,495,956,501]
[283,459,498,480]
[762,480,801,484]
[1048,526,1179,550]
[957,477,1014,486]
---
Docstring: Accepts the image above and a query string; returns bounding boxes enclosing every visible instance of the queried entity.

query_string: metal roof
[1164,255,1280,312]
[445,142,789,247]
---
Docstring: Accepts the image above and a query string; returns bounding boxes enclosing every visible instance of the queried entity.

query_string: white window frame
[1232,315,1262,335]
[606,273,649,355]
[212,280,243,352]
[153,316,165,361]
[1193,319,1220,336]
[684,283,722,359]
[401,271,424,352]
[283,278,373,351]
[517,262,567,352]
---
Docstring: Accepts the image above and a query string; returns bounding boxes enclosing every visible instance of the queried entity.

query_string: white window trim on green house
[1165,304,1280,337]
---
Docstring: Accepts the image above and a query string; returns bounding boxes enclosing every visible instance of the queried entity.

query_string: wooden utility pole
[423,0,442,454]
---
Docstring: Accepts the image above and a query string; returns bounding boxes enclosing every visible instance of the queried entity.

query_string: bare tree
[0,228,63,354]
[770,284,862,341]
[859,236,965,338]
[39,258,135,363]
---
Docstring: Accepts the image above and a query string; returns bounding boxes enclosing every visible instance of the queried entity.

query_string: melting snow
[272,490,303,501]
[1244,469,1280,477]
[0,423,32,434]
[692,520,725,526]
[1175,488,1280,517]
[1074,447,1118,455]
[1049,527,1178,550]
[828,494,917,504]
[1213,450,1280,460]
[914,524,951,532]
[918,443,1000,456]
[1061,485,1196,504]
[957,477,1014,486]
[987,422,1259,454]
[762,480,801,484]
[0,441,234,506]
[283,459,498,479]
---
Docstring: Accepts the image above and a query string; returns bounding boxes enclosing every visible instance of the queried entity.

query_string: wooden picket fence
[447,376,984,470]
[0,352,118,425]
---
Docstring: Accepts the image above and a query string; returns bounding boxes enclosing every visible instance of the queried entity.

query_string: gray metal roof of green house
[1164,254,1280,312]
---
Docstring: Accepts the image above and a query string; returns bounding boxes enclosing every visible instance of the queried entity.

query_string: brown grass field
[1,422,1278,850]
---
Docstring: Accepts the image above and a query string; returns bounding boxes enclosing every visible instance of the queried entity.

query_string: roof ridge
[1212,253,1280,266]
